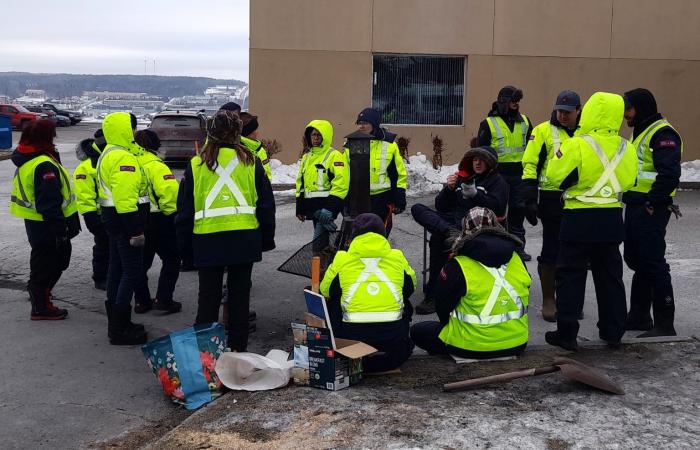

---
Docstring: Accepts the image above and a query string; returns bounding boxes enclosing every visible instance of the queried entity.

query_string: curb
[679,181,700,190]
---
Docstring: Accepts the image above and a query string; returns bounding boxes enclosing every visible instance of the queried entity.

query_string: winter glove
[460,181,477,199]
[525,203,538,226]
[393,188,407,214]
[517,179,539,209]
[83,211,102,234]
[668,204,682,219]
[130,234,146,247]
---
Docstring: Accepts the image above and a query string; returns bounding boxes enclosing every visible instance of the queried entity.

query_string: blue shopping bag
[142,323,226,410]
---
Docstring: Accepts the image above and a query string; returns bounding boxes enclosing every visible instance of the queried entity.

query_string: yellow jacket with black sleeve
[136,151,178,216]
[96,112,150,236]
[545,92,637,242]
[522,115,577,193]
[241,136,272,180]
[295,119,349,217]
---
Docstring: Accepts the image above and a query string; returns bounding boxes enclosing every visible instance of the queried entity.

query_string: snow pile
[405,152,456,197]
[268,152,457,197]
[681,160,700,182]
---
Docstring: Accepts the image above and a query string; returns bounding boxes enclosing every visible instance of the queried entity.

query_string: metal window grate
[372,54,466,126]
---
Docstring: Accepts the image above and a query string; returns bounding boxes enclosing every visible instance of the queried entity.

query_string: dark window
[372,55,465,126]
[151,116,201,128]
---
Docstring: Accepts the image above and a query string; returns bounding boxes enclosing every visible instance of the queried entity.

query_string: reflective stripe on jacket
[628,119,683,196]
[10,154,77,220]
[487,115,530,163]
[438,253,530,352]
[191,147,259,234]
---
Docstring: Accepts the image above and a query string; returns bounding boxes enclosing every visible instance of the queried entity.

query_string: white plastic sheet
[215,349,293,391]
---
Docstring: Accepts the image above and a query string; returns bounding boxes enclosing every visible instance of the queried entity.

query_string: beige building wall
[251,0,700,163]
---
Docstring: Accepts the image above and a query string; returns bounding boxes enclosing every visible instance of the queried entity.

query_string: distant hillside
[0,72,245,99]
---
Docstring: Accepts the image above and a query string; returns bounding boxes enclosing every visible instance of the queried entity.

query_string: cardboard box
[306,326,376,391]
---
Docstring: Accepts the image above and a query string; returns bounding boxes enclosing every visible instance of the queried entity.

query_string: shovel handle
[444,365,560,392]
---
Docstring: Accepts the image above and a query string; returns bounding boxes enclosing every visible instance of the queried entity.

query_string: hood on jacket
[577,92,624,136]
[11,149,54,168]
[458,234,521,268]
[348,232,392,258]
[102,112,138,153]
[624,88,662,135]
[75,138,103,161]
[304,119,334,154]
[458,146,498,177]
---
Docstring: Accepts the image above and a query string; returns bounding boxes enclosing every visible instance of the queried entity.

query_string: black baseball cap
[554,90,580,112]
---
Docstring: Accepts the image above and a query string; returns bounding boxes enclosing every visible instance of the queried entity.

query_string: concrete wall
[251,0,700,163]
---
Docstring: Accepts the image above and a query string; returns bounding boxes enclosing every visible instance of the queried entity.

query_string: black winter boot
[545,320,579,351]
[30,285,68,320]
[638,286,676,337]
[109,304,147,345]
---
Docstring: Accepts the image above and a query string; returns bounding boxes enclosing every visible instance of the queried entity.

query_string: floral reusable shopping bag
[142,323,226,410]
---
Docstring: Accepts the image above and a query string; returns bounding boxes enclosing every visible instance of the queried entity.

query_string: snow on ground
[681,160,700,182]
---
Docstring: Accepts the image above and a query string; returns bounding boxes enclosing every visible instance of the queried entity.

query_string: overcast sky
[1,0,250,81]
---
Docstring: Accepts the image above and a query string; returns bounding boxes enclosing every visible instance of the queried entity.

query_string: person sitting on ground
[132,129,182,314]
[410,207,530,359]
[411,146,508,315]
[320,213,416,373]
[239,112,272,180]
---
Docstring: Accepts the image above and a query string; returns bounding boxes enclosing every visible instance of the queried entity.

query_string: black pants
[624,204,674,328]
[361,336,414,373]
[26,221,72,291]
[105,225,143,306]
[411,204,459,297]
[195,263,253,351]
[410,321,527,359]
[502,173,526,246]
[91,225,109,283]
[371,192,393,236]
[538,195,563,265]
[135,215,180,305]
[556,241,627,342]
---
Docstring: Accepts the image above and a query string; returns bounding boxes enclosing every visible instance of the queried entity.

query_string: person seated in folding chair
[411,146,508,315]
[410,207,530,360]
[320,213,417,373]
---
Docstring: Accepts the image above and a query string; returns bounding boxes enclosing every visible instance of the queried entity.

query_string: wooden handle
[443,365,560,392]
[311,256,321,292]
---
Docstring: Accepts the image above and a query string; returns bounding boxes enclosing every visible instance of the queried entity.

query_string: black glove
[83,211,102,234]
[393,188,407,214]
[517,179,539,209]
[525,203,538,226]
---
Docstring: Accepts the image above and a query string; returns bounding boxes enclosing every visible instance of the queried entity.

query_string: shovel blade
[554,357,625,395]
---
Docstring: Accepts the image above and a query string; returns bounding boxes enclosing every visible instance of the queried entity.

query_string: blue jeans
[105,227,143,306]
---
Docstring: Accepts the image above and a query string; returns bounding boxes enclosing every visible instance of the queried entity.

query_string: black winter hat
[356,107,381,132]
[134,129,161,152]
[623,88,658,127]
[497,85,523,104]
[93,129,107,150]
[352,213,386,238]
[239,112,259,137]
[220,102,242,113]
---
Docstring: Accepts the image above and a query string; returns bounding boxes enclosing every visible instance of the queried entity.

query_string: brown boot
[538,264,557,322]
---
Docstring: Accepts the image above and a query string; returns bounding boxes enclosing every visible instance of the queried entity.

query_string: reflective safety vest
[369,139,407,195]
[522,121,574,191]
[10,155,78,220]
[628,119,683,196]
[487,115,530,163]
[538,124,568,186]
[96,145,150,208]
[191,147,258,234]
[341,255,406,323]
[563,135,629,206]
[300,147,336,199]
[439,253,530,353]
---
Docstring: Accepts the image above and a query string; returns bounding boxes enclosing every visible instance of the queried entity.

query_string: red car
[0,104,46,130]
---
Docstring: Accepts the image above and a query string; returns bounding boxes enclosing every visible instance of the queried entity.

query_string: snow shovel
[443,357,624,395]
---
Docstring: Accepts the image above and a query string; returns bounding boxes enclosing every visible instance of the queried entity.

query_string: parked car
[0,104,46,129]
[26,106,71,127]
[41,103,82,125]
[149,110,206,161]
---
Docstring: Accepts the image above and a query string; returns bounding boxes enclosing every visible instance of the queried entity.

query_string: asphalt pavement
[0,124,698,448]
